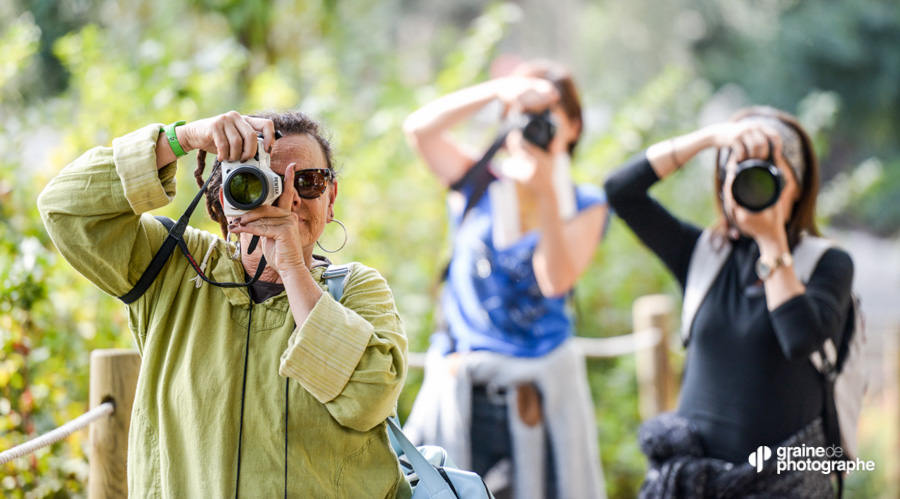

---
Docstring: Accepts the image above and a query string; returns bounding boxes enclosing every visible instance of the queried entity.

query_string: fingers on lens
[212,126,228,161]
[762,126,783,159]
[747,128,767,158]
[235,119,257,161]
[280,164,296,208]
[731,138,747,163]
[223,121,244,162]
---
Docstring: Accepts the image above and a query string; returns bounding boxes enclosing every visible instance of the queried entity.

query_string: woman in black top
[604,106,853,497]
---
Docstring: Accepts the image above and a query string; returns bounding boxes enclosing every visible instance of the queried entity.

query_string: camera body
[720,150,785,213]
[221,136,283,217]
[516,110,557,151]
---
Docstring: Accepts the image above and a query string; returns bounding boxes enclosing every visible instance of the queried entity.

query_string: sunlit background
[1,0,899,496]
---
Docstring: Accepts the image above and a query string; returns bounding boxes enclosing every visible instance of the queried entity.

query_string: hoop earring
[316,219,348,253]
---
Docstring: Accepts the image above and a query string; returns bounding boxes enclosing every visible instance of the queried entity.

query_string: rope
[0,401,115,465]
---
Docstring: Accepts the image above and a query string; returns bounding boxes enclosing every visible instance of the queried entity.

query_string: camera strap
[119,163,267,304]
[437,129,509,284]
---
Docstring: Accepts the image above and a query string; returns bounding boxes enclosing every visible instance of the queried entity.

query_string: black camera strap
[438,129,509,283]
[119,163,267,304]
[450,130,509,219]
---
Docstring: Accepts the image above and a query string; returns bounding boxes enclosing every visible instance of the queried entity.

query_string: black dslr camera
[514,110,557,151]
[719,147,784,212]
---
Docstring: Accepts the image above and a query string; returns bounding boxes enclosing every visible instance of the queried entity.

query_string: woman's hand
[160,111,277,164]
[229,163,309,277]
[182,111,277,161]
[708,120,783,165]
[718,123,788,243]
[496,77,559,113]
[501,129,555,197]
[724,185,787,244]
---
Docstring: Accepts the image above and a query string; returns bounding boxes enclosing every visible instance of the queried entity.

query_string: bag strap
[449,131,508,221]
[438,131,508,283]
[322,264,353,302]
[120,216,187,304]
[386,418,457,499]
[787,236,846,498]
[681,229,732,345]
[119,163,268,304]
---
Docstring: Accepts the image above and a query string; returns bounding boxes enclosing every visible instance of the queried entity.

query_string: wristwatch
[163,120,188,157]
[756,252,794,280]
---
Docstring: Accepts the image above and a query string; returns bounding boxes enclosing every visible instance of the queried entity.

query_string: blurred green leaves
[1,0,898,497]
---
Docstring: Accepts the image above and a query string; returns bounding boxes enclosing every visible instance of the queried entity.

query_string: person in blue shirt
[402,59,609,499]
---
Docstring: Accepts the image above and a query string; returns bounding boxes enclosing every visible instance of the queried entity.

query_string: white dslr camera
[221,135,282,217]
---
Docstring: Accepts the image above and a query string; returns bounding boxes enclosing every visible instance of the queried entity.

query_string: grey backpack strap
[791,236,834,283]
[681,229,732,345]
[322,263,353,301]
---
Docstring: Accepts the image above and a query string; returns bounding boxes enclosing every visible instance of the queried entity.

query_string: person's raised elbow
[603,173,629,210]
[402,113,428,146]
[36,179,69,238]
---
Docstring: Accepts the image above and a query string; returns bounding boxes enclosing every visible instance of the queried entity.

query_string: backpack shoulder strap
[119,216,189,305]
[322,263,353,302]
[791,235,835,283]
[681,229,732,346]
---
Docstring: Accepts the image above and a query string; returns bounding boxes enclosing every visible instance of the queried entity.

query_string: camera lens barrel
[520,111,556,150]
[223,166,269,210]
[731,160,784,212]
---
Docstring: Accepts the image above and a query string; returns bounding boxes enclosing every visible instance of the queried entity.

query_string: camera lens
[224,167,269,209]
[520,111,556,151]
[731,161,783,212]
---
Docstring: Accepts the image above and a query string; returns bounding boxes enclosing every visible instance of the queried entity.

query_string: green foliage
[1,0,898,497]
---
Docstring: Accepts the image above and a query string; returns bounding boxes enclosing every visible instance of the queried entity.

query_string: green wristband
[164,120,188,157]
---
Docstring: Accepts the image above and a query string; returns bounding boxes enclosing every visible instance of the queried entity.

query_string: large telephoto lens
[224,167,268,210]
[731,160,784,212]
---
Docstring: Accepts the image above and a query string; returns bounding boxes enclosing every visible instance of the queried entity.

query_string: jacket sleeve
[37,124,177,341]
[279,264,408,431]
[770,248,855,360]
[604,151,702,288]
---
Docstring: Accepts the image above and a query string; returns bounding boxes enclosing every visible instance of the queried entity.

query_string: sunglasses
[281,168,334,199]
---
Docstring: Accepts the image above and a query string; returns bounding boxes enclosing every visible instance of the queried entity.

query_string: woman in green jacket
[38,110,411,498]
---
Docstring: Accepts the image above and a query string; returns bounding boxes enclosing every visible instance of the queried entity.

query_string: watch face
[756,259,772,280]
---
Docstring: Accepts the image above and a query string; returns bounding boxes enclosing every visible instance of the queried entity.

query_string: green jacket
[38,124,412,498]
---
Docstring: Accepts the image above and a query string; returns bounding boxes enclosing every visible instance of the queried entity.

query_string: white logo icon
[749,446,772,472]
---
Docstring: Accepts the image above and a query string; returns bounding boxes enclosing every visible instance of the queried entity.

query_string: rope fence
[0,401,115,466]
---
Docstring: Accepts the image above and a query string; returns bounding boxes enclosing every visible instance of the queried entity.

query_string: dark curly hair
[194,110,335,238]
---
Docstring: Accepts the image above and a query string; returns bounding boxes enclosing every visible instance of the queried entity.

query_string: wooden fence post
[633,295,676,420]
[89,349,141,499]
[887,324,900,491]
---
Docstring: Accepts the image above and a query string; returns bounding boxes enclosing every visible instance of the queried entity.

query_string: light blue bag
[387,418,494,499]
[323,265,495,499]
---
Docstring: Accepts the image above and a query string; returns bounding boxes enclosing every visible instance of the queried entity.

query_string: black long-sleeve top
[604,153,854,463]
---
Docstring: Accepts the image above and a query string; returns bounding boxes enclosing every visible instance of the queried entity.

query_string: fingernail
[228,224,237,231]
[233,217,241,224]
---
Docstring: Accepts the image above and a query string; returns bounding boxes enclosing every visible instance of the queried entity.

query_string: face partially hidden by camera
[218,133,336,251]
[509,105,579,157]
[721,117,805,235]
